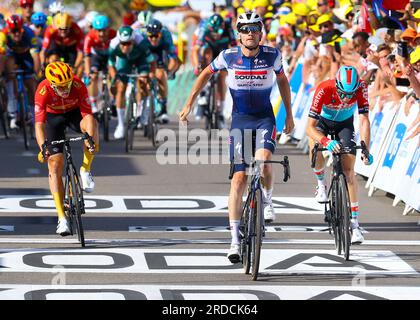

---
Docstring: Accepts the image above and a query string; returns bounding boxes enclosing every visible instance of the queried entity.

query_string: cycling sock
[117,108,125,127]
[351,218,359,229]
[351,202,359,220]
[262,187,273,204]
[313,167,326,186]
[52,192,65,220]
[89,97,98,113]
[81,148,95,172]
[229,220,240,245]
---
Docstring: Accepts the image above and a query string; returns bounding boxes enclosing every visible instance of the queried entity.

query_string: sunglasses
[319,23,332,29]
[147,33,160,38]
[11,28,23,34]
[22,4,33,8]
[120,41,133,46]
[58,28,69,32]
[317,2,328,6]
[35,24,45,29]
[337,88,355,100]
[239,25,261,34]
[52,81,72,92]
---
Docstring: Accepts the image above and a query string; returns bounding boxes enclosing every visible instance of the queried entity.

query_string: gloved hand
[321,137,341,153]
[38,141,50,164]
[83,75,90,86]
[362,153,374,165]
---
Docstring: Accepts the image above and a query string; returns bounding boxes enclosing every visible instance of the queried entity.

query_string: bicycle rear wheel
[251,188,263,281]
[18,93,29,150]
[69,165,85,247]
[0,86,8,139]
[240,192,252,274]
[338,174,351,260]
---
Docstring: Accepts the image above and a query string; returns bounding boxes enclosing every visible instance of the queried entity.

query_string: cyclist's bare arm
[276,72,294,133]
[191,45,201,69]
[35,122,47,150]
[359,113,371,150]
[179,65,213,121]
[306,117,326,143]
[84,55,91,76]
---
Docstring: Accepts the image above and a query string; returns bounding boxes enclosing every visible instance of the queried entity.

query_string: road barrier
[276,61,419,215]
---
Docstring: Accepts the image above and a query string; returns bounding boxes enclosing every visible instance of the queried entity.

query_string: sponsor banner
[0,248,414,275]
[354,101,398,178]
[275,63,303,133]
[0,196,324,214]
[371,99,418,195]
[1,284,420,300]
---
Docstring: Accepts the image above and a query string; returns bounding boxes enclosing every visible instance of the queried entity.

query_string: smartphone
[397,41,409,58]
[396,77,411,86]
[334,41,341,54]
[369,43,377,52]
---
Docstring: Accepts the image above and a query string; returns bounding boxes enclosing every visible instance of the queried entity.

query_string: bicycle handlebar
[311,141,369,169]
[49,132,95,150]
[251,156,291,182]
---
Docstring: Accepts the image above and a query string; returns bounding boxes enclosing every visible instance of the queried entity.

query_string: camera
[411,1,420,10]
[397,41,409,58]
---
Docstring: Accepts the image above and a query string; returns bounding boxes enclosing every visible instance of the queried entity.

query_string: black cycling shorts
[46,108,83,155]
[90,54,108,74]
[316,116,357,155]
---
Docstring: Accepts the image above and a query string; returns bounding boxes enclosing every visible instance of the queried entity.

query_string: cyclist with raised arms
[108,26,156,139]
[144,19,180,124]
[83,15,116,113]
[35,62,98,236]
[306,65,373,245]
[19,0,35,26]
[180,11,294,263]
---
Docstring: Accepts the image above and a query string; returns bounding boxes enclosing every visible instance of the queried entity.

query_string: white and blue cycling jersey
[210,45,284,116]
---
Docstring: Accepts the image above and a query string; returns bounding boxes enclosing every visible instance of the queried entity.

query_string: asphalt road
[1,118,420,301]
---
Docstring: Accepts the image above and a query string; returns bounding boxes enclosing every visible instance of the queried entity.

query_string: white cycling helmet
[85,11,99,26]
[236,11,263,30]
[48,1,64,15]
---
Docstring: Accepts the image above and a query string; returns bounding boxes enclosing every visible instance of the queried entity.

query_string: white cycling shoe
[227,244,240,264]
[315,185,328,203]
[113,125,124,140]
[263,202,275,223]
[351,227,364,245]
[80,168,95,193]
[56,218,71,236]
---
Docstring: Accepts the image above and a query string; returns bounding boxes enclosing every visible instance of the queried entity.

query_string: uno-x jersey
[309,79,369,122]
[35,76,92,123]
[210,45,284,115]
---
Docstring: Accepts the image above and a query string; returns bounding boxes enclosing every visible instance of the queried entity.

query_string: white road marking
[0,196,324,214]
[1,284,420,300]
[128,225,368,233]
[0,248,415,275]
[0,226,14,232]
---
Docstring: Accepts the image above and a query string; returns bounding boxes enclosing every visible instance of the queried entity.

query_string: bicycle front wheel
[338,174,351,260]
[240,192,252,274]
[69,165,85,247]
[124,93,134,153]
[251,188,264,281]
[331,179,342,255]
[102,87,110,142]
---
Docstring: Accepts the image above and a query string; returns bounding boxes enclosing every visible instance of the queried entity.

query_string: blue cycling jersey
[210,45,284,116]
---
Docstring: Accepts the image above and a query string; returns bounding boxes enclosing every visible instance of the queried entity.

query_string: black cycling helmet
[146,19,163,36]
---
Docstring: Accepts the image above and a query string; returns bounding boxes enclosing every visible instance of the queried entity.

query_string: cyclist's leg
[114,71,129,138]
[308,117,329,202]
[337,118,359,224]
[87,55,101,113]
[4,56,17,127]
[255,117,277,221]
[45,113,67,227]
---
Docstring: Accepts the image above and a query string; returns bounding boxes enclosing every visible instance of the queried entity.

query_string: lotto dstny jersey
[210,45,284,115]
[309,79,369,122]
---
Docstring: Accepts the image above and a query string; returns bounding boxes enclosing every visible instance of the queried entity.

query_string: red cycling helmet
[6,15,24,31]
[19,0,34,7]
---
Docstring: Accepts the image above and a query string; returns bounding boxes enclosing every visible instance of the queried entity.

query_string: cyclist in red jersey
[35,62,99,236]
[41,12,84,76]
[83,15,116,112]
[19,0,35,26]
[306,65,373,245]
